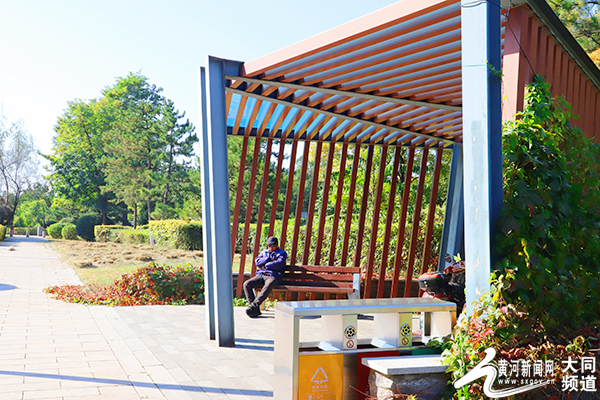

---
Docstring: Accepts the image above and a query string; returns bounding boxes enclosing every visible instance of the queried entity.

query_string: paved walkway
[0,236,324,400]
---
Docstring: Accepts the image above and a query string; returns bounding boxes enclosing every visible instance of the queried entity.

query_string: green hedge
[116,229,150,245]
[149,220,203,250]
[95,225,130,242]
[47,223,67,239]
[0,225,6,242]
[61,224,78,240]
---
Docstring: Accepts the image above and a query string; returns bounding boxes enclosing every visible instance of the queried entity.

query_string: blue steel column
[197,67,215,340]
[438,146,464,271]
[461,0,503,315]
[205,56,240,347]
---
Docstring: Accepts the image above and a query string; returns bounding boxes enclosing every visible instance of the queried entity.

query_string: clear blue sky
[0,0,399,161]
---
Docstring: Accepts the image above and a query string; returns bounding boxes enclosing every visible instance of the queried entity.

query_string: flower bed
[45,262,204,306]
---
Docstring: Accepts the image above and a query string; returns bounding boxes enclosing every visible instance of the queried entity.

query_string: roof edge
[525,0,600,91]
[240,0,456,77]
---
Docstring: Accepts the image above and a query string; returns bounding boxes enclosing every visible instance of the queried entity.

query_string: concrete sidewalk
[0,236,308,400]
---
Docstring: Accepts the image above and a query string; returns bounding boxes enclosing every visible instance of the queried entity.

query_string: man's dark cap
[267,236,278,246]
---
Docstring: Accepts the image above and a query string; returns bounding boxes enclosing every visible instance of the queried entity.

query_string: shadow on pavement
[0,370,272,397]
[1,236,48,245]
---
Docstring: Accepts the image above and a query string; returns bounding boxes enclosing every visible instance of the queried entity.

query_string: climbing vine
[496,75,600,332]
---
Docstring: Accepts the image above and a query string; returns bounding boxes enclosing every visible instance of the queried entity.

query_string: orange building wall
[502,6,600,142]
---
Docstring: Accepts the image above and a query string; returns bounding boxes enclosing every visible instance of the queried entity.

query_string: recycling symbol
[344,325,356,339]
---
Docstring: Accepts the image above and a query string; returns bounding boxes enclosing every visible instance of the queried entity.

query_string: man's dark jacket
[255,248,287,280]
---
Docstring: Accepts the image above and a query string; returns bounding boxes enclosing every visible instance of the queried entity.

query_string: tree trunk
[147,196,152,223]
[133,203,138,229]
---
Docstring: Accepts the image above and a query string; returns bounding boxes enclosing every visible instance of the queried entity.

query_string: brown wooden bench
[254,265,361,302]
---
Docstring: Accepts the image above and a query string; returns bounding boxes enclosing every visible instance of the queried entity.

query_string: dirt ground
[48,239,204,285]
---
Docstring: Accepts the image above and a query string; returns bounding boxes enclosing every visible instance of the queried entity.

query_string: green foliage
[101,73,197,226]
[45,262,204,306]
[15,199,50,227]
[76,214,103,242]
[13,227,29,235]
[47,222,67,239]
[149,219,202,250]
[94,225,128,242]
[61,224,78,240]
[116,228,150,245]
[496,75,600,332]
[548,0,600,56]
[440,275,593,399]
[0,224,6,241]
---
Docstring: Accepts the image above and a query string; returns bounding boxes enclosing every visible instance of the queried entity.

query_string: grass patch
[48,239,203,286]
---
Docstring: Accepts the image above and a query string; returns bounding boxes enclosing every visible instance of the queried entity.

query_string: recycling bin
[274,297,456,400]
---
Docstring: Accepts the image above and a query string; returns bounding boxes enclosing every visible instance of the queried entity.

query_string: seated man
[243,236,287,318]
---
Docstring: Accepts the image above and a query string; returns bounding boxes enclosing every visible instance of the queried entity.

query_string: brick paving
[0,236,325,400]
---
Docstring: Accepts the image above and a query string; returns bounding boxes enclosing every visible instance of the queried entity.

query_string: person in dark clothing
[243,236,287,317]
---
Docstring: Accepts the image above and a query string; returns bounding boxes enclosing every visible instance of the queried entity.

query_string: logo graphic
[454,348,550,398]
[346,339,354,348]
[311,367,329,385]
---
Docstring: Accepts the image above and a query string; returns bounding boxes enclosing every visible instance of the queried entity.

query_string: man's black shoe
[245,305,261,318]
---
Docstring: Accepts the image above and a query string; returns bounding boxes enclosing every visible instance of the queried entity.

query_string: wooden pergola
[198,0,600,346]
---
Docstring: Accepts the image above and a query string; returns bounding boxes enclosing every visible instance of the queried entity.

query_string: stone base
[368,370,449,400]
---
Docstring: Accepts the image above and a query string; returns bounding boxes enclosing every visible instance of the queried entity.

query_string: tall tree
[0,113,39,225]
[101,72,197,226]
[45,99,114,224]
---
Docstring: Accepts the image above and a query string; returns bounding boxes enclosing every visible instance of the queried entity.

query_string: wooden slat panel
[357,145,375,298]
[287,265,361,273]
[275,284,353,293]
[282,273,356,282]
[231,136,249,257]
[341,144,362,266]
[365,146,388,298]
[302,142,324,265]
[391,147,416,298]
[235,138,262,297]
[280,140,299,249]
[314,143,336,265]
[404,148,429,297]
[251,139,274,273]
[419,146,444,275]
[290,141,311,264]
[376,146,402,298]
[232,96,249,136]
[329,143,349,266]
[268,140,286,236]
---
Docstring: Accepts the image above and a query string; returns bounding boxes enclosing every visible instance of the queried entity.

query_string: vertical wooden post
[365,146,388,298]
[341,144,362,267]
[390,147,415,298]
[420,146,444,276]
[376,146,402,298]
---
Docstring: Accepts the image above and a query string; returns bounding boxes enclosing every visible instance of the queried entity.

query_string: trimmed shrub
[94,225,129,242]
[149,220,202,250]
[76,214,102,242]
[61,224,78,240]
[116,229,150,245]
[47,223,67,239]
[0,224,6,242]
